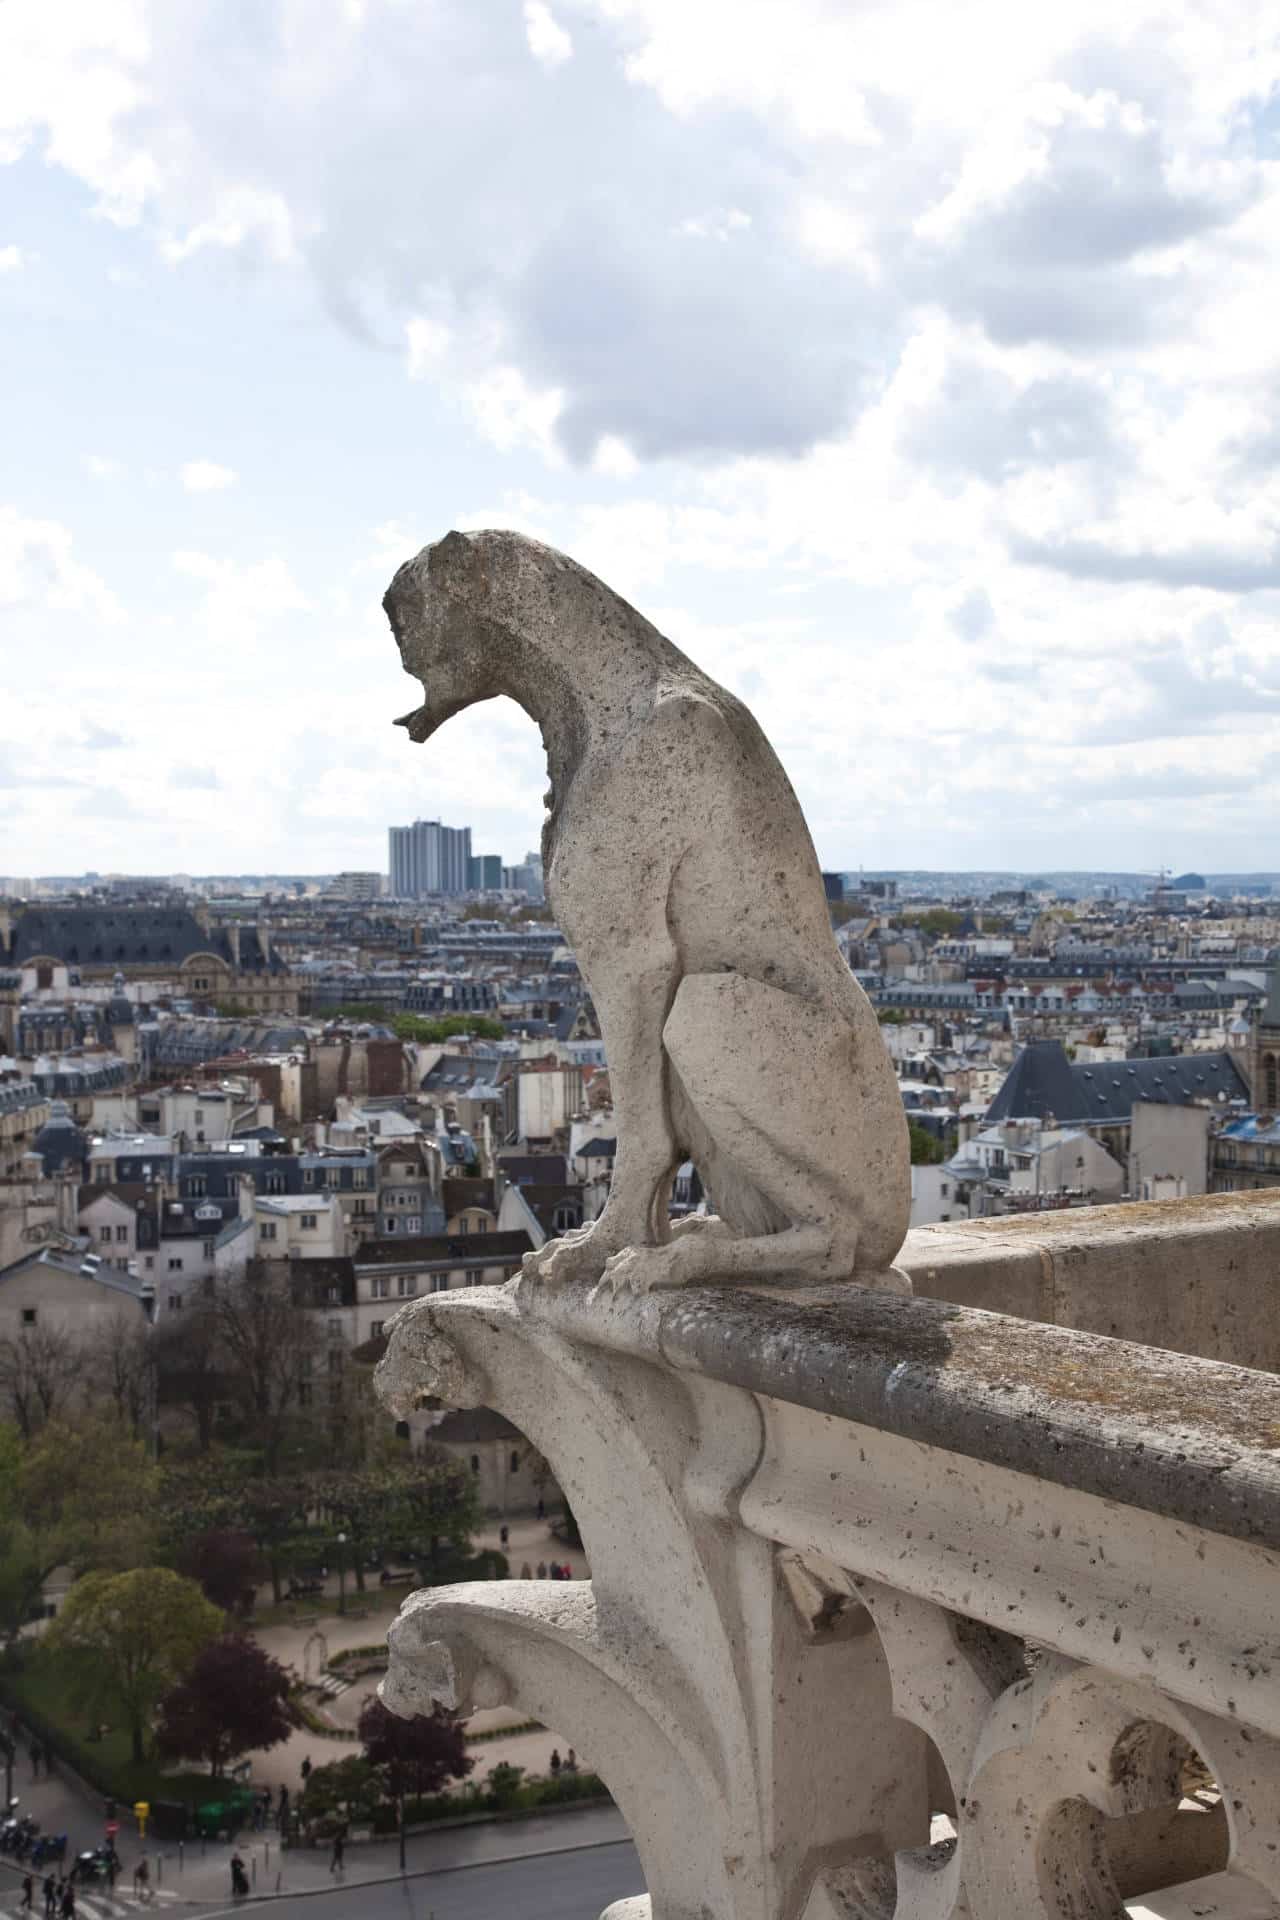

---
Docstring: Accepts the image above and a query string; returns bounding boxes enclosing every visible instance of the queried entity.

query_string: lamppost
[337,1532,347,1616]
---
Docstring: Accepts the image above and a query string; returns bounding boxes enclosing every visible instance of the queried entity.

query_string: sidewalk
[120,1802,629,1905]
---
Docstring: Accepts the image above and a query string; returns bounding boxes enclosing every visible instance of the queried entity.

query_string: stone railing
[375,1206,1280,1920]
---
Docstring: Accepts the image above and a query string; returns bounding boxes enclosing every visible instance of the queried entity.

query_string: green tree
[45,1567,223,1761]
[315,1454,478,1593]
[301,1754,383,1826]
[390,1013,505,1044]
[907,1123,946,1166]
[0,1423,42,1645]
[18,1413,158,1582]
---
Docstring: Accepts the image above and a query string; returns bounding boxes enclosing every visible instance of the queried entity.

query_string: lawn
[0,1652,217,1810]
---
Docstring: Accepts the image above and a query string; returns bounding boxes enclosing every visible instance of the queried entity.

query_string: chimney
[192,901,211,936]
[237,1171,255,1222]
[259,918,273,965]
[227,923,242,969]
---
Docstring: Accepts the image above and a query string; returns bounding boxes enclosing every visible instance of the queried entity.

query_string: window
[371,1320,385,1339]
[353,1170,369,1189]
[195,1110,204,1126]
[469,1454,480,1474]
[328,1348,343,1373]
[260,1222,277,1242]
[327,1285,340,1304]
[301,1213,318,1231]
[144,1255,154,1271]
[303,1168,315,1187]
[397,1275,416,1297]
[188,1176,206,1198]
[115,1225,128,1243]
[263,1172,285,1195]
[509,1450,520,1474]
[406,1216,421,1233]
[384,1218,397,1234]
[168,1293,182,1310]
[202,1239,215,1259]
[99,1226,112,1243]
[298,1382,313,1407]
[431,1275,449,1293]
[372,1276,390,1299]
[168,1256,182,1271]
[21,1308,36,1326]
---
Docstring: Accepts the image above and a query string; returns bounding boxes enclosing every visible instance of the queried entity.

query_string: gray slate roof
[986,1039,1248,1124]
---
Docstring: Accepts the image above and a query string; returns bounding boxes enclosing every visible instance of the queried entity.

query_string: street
[197,1837,645,1920]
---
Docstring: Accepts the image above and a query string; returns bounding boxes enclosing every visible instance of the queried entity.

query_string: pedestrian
[58,1882,74,1920]
[133,1857,150,1899]
[520,1562,532,1579]
[28,1740,38,1779]
[20,1871,33,1910]
[536,1496,546,1520]
[329,1828,345,1875]
[42,1874,55,1918]
[565,1747,578,1773]
[499,1523,509,1548]
[300,1754,312,1788]
[278,1783,290,1826]
[536,1560,547,1578]
[549,1748,561,1775]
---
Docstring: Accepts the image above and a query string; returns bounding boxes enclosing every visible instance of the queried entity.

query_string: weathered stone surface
[385,529,909,1292]
[902,1190,1280,1373]
[376,1256,1280,1916]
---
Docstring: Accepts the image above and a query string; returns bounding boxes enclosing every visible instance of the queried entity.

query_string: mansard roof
[6,906,284,973]
[986,1039,1249,1125]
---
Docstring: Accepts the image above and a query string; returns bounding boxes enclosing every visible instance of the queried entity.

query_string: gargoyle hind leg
[601,971,910,1296]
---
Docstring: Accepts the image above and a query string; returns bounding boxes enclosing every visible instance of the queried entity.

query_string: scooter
[72,1843,117,1884]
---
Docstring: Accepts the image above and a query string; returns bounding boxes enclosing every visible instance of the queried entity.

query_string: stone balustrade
[375,1201,1280,1920]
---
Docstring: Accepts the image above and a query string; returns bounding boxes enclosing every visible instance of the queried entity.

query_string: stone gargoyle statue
[386,529,909,1294]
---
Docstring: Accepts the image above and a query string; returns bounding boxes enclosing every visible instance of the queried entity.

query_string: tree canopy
[358,1696,472,1800]
[45,1566,223,1760]
[156,1633,294,1775]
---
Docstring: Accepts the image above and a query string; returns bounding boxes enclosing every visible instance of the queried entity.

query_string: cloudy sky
[3,0,1280,878]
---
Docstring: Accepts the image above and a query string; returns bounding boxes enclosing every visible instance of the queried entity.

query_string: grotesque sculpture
[386,530,909,1293]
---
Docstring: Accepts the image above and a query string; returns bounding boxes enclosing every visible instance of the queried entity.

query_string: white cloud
[405,315,451,378]
[8,0,1280,870]
[0,504,120,623]
[524,1,573,69]
[0,244,22,272]
[180,459,237,493]
[82,453,125,480]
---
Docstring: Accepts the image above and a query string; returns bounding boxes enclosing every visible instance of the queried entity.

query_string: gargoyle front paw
[520,1224,609,1289]
[597,1243,690,1297]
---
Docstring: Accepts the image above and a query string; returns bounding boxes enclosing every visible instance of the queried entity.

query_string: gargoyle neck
[495,655,590,820]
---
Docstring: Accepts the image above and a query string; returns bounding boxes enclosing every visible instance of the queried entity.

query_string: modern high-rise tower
[388,819,474,898]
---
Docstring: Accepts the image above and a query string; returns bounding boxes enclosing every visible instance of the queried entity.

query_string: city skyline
[5,4,1280,876]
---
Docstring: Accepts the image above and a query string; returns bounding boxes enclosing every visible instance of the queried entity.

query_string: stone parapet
[375,1203,1280,1919]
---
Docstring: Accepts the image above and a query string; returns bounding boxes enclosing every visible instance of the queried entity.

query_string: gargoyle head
[385,530,503,745]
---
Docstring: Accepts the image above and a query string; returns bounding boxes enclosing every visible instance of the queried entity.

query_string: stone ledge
[518,1267,1280,1551]
[901,1189,1280,1370]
